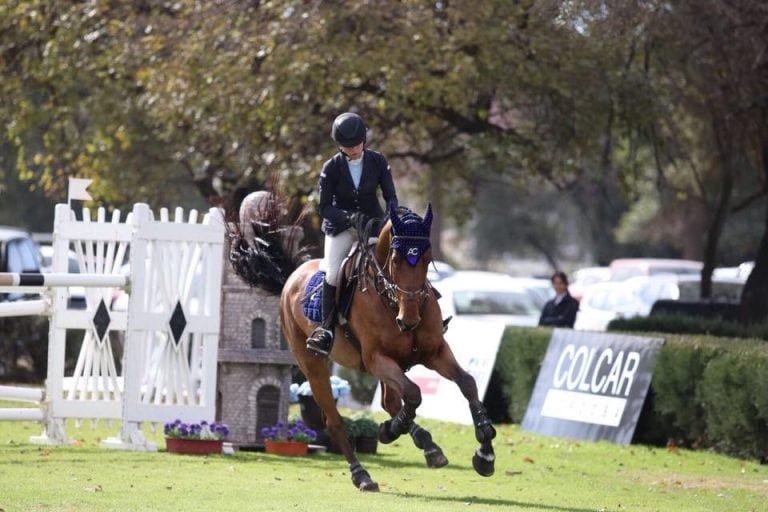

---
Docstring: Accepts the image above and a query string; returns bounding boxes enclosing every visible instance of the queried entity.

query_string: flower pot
[264,439,309,456]
[165,438,223,455]
[355,435,378,454]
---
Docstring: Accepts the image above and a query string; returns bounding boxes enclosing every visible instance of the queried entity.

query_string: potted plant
[164,419,229,455]
[260,418,317,456]
[349,414,379,454]
[289,376,351,431]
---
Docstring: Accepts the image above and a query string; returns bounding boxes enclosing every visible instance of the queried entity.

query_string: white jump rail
[0,385,44,421]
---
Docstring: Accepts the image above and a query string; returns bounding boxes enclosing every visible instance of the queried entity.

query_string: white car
[574,273,746,331]
[38,244,86,309]
[436,271,541,327]
[569,266,612,301]
[427,260,456,282]
[507,276,555,310]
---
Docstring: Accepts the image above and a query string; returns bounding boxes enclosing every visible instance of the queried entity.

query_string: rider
[306,112,399,356]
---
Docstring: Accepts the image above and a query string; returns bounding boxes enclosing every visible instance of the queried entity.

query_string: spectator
[538,271,579,328]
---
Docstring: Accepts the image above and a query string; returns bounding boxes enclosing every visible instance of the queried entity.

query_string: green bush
[486,327,550,423]
[608,314,768,340]
[490,326,768,459]
[699,351,768,457]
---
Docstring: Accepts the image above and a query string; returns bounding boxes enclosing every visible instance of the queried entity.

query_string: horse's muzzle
[396,317,420,332]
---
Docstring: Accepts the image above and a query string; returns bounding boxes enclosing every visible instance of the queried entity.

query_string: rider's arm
[377,155,398,210]
[317,159,351,227]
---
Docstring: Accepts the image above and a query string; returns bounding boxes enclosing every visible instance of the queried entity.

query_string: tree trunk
[700,163,734,299]
[739,136,768,324]
[427,165,444,260]
[701,110,736,298]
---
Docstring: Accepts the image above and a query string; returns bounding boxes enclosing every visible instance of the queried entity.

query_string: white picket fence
[0,203,224,451]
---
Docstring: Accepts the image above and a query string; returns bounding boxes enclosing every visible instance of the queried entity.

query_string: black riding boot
[306,282,337,356]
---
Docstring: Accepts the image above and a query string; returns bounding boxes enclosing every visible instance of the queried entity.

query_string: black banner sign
[521,329,663,444]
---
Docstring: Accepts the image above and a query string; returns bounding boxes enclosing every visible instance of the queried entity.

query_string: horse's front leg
[379,382,449,468]
[426,345,496,477]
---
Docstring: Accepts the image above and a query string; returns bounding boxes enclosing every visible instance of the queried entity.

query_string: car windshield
[453,290,538,316]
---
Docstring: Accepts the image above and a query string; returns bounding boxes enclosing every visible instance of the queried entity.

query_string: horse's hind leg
[409,423,449,468]
[379,382,448,468]
[372,359,423,445]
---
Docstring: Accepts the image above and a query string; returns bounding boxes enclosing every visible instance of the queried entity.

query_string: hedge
[485,326,768,460]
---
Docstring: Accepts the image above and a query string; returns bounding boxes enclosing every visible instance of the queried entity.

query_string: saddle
[301,237,376,325]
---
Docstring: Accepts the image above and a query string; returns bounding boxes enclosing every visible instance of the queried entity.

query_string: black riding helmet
[331,112,367,147]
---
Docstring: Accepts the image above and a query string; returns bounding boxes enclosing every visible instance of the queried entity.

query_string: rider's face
[340,142,364,160]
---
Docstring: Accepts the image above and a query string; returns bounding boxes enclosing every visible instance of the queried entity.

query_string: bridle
[368,234,431,313]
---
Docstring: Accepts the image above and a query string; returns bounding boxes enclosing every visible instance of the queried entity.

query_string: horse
[229,192,496,492]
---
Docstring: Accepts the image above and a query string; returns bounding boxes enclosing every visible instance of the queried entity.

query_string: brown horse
[230,194,496,492]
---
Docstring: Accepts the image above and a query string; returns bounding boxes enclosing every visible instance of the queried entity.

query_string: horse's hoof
[351,466,379,492]
[424,447,449,468]
[358,480,380,492]
[377,420,399,444]
[472,452,495,477]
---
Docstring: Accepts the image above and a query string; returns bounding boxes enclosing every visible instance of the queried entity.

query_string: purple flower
[165,419,229,440]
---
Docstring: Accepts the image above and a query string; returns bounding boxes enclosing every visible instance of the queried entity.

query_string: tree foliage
[2,0,768,319]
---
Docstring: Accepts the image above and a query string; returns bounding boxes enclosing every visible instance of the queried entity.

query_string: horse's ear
[422,203,433,232]
[389,201,402,233]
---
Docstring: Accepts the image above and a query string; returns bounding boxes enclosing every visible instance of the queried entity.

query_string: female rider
[306,112,398,356]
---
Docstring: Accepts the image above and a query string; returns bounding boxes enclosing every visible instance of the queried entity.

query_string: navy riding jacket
[538,293,580,328]
[317,149,398,236]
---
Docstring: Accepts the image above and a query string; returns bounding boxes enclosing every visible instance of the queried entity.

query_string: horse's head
[376,202,434,332]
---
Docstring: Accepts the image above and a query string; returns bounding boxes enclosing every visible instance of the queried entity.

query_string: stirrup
[306,327,333,356]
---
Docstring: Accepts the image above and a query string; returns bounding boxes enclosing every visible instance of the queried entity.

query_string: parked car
[608,258,703,281]
[436,271,541,327]
[507,276,554,310]
[574,273,745,331]
[427,260,456,282]
[713,261,753,282]
[38,245,86,309]
[0,225,42,302]
[39,245,81,274]
[569,266,612,300]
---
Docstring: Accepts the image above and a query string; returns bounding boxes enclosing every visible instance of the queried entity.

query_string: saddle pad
[302,270,325,323]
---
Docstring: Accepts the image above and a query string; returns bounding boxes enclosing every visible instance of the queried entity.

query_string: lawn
[0,405,766,512]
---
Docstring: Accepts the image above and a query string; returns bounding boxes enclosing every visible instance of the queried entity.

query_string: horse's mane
[226,188,310,295]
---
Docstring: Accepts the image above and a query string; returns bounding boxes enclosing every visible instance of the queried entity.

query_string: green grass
[0,404,766,511]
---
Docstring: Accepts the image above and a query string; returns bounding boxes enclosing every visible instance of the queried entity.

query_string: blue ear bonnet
[389,204,433,266]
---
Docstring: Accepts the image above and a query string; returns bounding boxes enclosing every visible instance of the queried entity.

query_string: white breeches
[319,228,356,287]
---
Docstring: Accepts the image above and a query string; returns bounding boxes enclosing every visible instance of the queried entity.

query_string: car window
[453,290,538,316]
[6,238,40,274]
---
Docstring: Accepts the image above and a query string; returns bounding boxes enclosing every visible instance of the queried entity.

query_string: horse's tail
[226,187,311,295]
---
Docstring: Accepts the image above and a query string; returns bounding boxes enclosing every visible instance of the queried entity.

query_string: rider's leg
[306,229,354,356]
[306,279,337,356]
